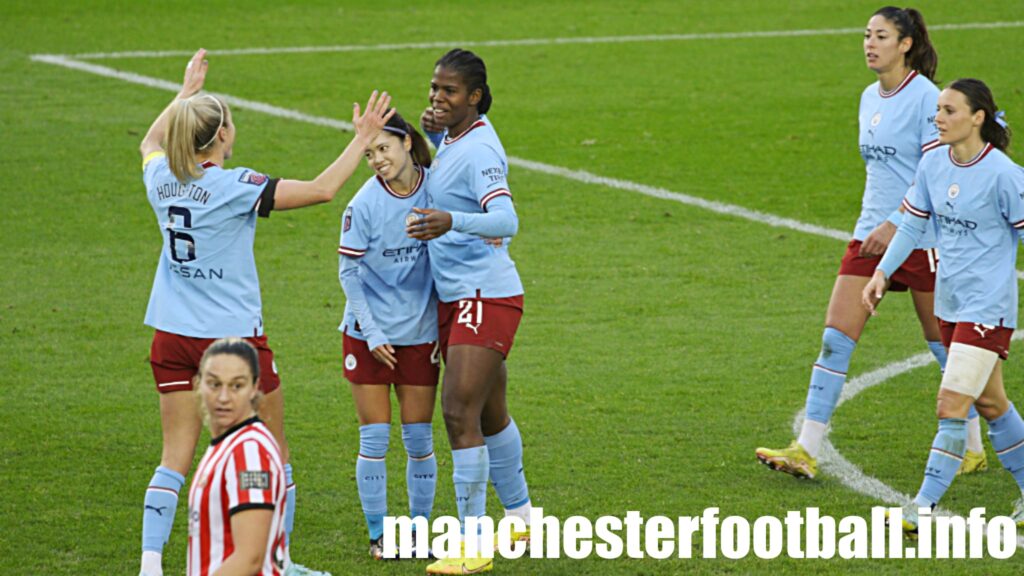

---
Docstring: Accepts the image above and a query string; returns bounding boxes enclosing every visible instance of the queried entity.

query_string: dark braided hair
[872,6,938,81]
[436,49,492,114]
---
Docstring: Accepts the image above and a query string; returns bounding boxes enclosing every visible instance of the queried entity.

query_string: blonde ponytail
[166,95,227,184]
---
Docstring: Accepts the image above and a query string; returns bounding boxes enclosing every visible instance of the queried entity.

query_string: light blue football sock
[283,463,295,547]
[484,418,530,510]
[927,340,948,371]
[804,327,856,424]
[357,423,391,541]
[141,466,185,553]
[452,446,489,530]
[402,423,437,521]
[914,418,967,507]
[988,403,1024,491]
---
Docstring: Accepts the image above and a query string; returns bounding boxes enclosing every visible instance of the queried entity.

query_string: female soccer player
[410,48,533,574]
[188,338,287,575]
[138,48,393,576]
[755,7,987,478]
[338,111,439,559]
[863,79,1024,531]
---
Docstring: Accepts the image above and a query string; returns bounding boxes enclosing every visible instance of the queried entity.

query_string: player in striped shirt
[187,338,287,575]
[338,110,440,559]
[756,7,989,478]
[864,79,1024,533]
[412,49,533,574]
[138,49,393,576]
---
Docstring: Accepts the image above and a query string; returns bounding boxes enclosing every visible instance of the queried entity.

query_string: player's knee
[401,423,433,458]
[359,423,391,458]
[817,326,856,373]
[935,388,972,420]
[974,395,1008,421]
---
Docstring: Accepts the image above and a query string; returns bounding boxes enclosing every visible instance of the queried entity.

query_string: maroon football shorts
[838,239,937,292]
[939,319,1013,360]
[437,295,524,361]
[149,330,281,394]
[342,332,440,387]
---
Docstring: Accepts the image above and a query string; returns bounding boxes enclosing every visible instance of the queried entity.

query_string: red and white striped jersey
[187,417,288,575]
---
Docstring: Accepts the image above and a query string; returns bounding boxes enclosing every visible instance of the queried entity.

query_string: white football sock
[966,415,983,453]
[797,420,828,459]
[140,551,162,576]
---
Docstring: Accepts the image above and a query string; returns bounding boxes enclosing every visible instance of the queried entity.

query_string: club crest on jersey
[405,212,420,227]
[870,113,882,127]
[343,207,353,232]
[239,170,269,186]
[345,354,357,371]
[948,184,960,199]
[239,470,270,490]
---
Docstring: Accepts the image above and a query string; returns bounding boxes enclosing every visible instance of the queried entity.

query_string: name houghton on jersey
[156,182,212,205]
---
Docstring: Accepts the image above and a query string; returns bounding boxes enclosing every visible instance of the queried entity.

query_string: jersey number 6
[167,206,197,264]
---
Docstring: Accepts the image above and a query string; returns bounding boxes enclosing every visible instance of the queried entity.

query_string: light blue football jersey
[338,167,437,347]
[425,116,524,302]
[142,153,275,338]
[856,70,939,248]
[903,144,1024,327]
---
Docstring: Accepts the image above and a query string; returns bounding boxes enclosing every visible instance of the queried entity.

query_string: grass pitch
[2,1,1024,573]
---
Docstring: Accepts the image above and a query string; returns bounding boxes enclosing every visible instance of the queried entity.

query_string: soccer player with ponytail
[137,48,393,576]
[864,79,1024,532]
[337,110,440,559]
[756,7,991,479]
[411,48,533,574]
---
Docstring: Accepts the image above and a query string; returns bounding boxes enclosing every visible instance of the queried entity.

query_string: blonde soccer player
[137,48,393,576]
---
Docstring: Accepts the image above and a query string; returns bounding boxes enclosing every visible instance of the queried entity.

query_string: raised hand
[179,49,208,99]
[352,90,396,141]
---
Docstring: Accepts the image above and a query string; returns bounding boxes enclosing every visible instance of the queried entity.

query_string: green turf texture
[3,0,1024,573]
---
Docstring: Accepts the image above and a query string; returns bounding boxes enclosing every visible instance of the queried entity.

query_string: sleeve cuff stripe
[921,139,941,152]
[229,503,275,516]
[1013,220,1024,229]
[338,246,366,257]
[901,199,930,218]
[480,189,512,208]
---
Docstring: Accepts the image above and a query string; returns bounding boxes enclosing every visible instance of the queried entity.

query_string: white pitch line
[30,53,851,243]
[39,20,1024,60]
[791,332,1024,549]
[30,52,1024,281]
[32,39,1024,550]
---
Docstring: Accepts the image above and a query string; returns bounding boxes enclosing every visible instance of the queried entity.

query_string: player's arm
[273,92,395,211]
[408,147,518,240]
[860,209,901,257]
[140,49,208,160]
[339,256,396,368]
[210,508,273,576]
[863,203,930,315]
